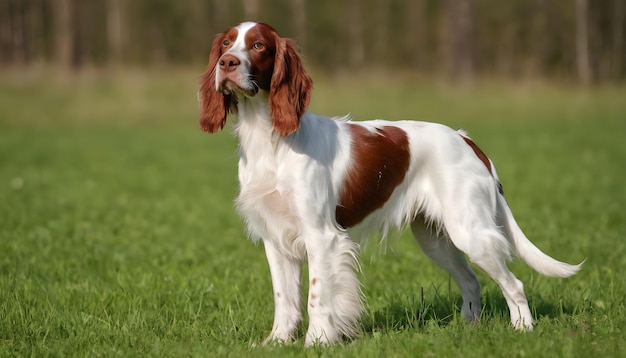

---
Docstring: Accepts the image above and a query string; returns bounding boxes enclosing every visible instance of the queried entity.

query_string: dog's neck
[233,91,284,180]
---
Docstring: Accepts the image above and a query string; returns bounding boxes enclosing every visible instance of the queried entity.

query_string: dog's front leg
[304,230,362,347]
[261,239,302,345]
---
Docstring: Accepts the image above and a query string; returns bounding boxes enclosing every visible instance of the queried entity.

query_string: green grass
[1,69,625,357]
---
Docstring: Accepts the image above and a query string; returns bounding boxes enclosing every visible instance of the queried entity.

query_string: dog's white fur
[199,22,583,346]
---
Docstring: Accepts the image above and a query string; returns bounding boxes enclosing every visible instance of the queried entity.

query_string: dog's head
[198,22,312,137]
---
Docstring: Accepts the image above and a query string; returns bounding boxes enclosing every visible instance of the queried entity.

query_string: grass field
[1,69,625,357]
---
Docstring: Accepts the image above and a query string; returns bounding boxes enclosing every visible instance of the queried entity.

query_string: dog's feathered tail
[491,164,584,278]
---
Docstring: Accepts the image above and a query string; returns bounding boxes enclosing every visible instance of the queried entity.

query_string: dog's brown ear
[199,33,235,133]
[269,37,313,137]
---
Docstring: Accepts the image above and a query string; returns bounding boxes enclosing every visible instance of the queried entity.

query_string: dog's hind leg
[410,219,481,322]
[443,214,534,331]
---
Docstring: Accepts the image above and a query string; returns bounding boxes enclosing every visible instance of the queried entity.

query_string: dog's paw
[254,333,295,348]
[512,317,534,332]
[304,327,341,347]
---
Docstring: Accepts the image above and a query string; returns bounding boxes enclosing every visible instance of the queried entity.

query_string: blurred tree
[527,0,549,77]
[0,1,8,63]
[8,0,26,64]
[404,0,428,69]
[1,0,624,82]
[243,0,259,20]
[372,0,390,65]
[576,0,592,84]
[444,0,475,82]
[347,0,365,67]
[612,0,624,78]
[187,0,207,63]
[211,0,231,32]
[54,0,73,68]
[291,0,307,52]
[106,0,123,66]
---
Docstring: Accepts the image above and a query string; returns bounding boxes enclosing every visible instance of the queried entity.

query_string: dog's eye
[222,40,230,47]
[253,42,264,50]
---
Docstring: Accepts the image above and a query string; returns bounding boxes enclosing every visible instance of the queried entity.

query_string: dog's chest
[235,150,303,246]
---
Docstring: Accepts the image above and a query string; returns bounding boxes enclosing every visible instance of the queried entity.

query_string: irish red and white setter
[198,22,583,346]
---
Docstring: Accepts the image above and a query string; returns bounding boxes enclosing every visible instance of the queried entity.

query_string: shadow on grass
[361,293,462,334]
[361,288,584,334]
[530,294,589,320]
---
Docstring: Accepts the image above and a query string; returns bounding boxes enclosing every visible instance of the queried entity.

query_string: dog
[198,22,583,346]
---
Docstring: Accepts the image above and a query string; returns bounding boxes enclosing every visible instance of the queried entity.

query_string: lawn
[1,69,624,357]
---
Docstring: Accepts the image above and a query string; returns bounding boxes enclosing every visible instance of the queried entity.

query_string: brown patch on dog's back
[461,135,491,172]
[336,125,411,228]
[461,135,504,195]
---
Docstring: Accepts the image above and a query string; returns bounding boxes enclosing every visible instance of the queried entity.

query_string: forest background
[1,0,624,84]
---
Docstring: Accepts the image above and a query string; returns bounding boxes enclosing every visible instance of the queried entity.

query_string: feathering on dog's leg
[261,239,303,345]
[304,230,362,346]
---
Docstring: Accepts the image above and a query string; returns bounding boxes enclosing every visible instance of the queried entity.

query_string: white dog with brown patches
[198,22,583,346]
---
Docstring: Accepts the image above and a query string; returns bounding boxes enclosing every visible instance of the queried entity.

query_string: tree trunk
[212,0,230,33]
[243,0,259,20]
[55,0,73,68]
[612,0,624,78]
[10,0,27,64]
[444,0,475,82]
[405,0,427,69]
[0,1,8,64]
[347,0,364,67]
[526,0,548,77]
[291,0,307,53]
[25,0,46,63]
[107,0,123,66]
[575,0,592,84]
[373,0,390,64]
